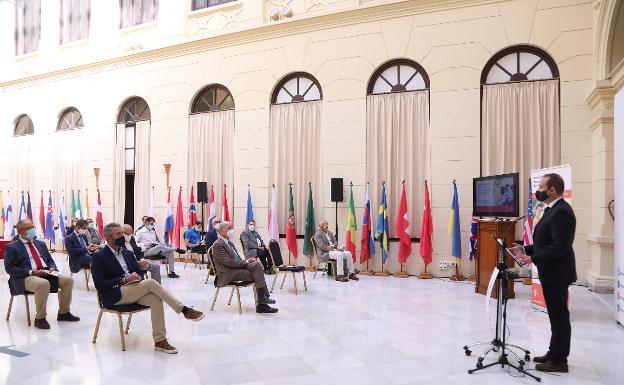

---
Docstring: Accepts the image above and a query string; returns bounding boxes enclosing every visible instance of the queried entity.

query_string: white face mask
[124,234,131,242]
[226,229,235,239]
[248,225,256,232]
[148,224,155,231]
[214,223,221,230]
[78,229,87,235]
[194,226,201,231]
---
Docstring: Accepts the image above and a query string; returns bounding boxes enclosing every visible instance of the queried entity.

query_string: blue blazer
[205,229,219,250]
[3,239,57,294]
[91,246,145,307]
[65,232,91,273]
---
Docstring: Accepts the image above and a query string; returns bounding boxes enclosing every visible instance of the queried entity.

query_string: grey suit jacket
[211,237,248,288]
[240,229,265,258]
[313,230,337,263]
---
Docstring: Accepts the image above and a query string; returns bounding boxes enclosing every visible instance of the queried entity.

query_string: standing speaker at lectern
[512,173,576,373]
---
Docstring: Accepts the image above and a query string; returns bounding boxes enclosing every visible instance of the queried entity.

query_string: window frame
[190,84,235,114]
[192,0,236,11]
[59,0,91,44]
[271,72,323,105]
[119,0,159,29]
[57,107,84,131]
[117,97,151,123]
[367,58,430,95]
[14,114,35,137]
[481,45,559,85]
[14,0,42,56]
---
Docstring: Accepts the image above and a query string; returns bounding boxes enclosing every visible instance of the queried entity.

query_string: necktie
[79,234,87,249]
[228,241,242,260]
[27,242,44,270]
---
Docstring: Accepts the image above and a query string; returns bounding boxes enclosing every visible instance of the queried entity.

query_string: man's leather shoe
[154,339,178,354]
[335,275,349,282]
[348,273,359,281]
[256,304,278,313]
[533,353,551,363]
[168,272,180,278]
[57,312,80,322]
[175,248,186,254]
[261,297,276,305]
[34,318,50,329]
[535,361,568,373]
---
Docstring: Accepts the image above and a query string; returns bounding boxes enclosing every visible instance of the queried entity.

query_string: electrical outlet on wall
[439,261,448,270]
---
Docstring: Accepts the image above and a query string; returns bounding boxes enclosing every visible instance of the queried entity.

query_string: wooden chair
[207,247,258,314]
[92,292,150,351]
[204,246,217,284]
[311,238,337,279]
[6,278,58,326]
[267,240,307,295]
[70,267,91,291]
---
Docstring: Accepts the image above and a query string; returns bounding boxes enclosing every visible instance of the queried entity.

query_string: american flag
[522,178,534,246]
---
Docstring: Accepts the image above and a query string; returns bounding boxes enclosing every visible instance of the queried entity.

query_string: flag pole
[450,179,466,281]
[375,181,389,277]
[288,182,292,266]
[360,182,373,276]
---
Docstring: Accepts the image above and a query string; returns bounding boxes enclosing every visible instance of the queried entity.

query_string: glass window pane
[519,52,541,74]
[304,85,320,101]
[125,126,135,148]
[125,149,135,171]
[380,66,398,85]
[373,78,392,94]
[405,73,425,91]
[276,89,291,104]
[497,53,517,75]
[399,65,416,86]
[485,65,509,84]
[526,60,553,81]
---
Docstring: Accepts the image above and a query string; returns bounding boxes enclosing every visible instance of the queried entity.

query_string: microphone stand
[462,217,541,382]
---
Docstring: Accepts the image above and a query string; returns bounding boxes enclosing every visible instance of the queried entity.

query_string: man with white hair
[122,224,162,284]
[314,219,358,282]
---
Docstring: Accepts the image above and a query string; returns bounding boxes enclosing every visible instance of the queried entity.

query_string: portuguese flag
[285,184,298,258]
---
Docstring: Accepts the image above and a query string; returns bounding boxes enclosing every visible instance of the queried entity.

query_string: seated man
[91,223,204,354]
[85,218,105,250]
[135,216,182,279]
[240,220,277,274]
[204,217,221,251]
[123,224,162,284]
[212,221,278,313]
[66,217,79,236]
[314,219,358,282]
[3,219,80,329]
[135,216,149,233]
[184,221,206,254]
[65,219,97,274]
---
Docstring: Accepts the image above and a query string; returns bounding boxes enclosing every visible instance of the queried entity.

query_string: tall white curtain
[52,136,83,225]
[269,101,323,233]
[9,140,35,223]
[114,123,126,223]
[482,79,560,215]
[134,120,151,228]
[366,91,430,237]
[188,110,234,224]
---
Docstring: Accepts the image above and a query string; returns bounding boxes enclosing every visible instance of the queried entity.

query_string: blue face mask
[25,228,37,241]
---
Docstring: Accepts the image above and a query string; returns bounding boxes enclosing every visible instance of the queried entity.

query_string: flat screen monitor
[473,172,520,218]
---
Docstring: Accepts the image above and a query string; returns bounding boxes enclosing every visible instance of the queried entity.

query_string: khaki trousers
[24,274,74,319]
[329,250,354,276]
[114,279,183,343]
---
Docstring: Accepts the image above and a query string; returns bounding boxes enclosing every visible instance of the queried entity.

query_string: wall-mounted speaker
[330,178,344,202]
[197,182,208,203]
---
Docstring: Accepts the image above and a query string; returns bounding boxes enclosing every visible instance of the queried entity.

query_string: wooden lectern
[475,220,516,299]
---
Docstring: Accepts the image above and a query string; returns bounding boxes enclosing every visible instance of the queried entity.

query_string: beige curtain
[134,120,151,228]
[366,91,430,237]
[10,140,35,202]
[52,136,83,219]
[114,123,126,223]
[269,101,323,234]
[188,110,234,224]
[482,79,560,216]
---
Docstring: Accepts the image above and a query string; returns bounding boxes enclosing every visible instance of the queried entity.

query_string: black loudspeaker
[330,178,344,202]
[197,182,208,203]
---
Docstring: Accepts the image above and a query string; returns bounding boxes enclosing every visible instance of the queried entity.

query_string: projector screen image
[473,172,519,217]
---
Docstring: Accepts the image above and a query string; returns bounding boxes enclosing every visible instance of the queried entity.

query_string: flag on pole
[188,186,197,227]
[76,190,83,219]
[375,183,389,264]
[360,186,375,264]
[303,183,315,257]
[420,180,433,266]
[85,189,90,219]
[245,185,254,224]
[345,184,357,262]
[164,188,174,244]
[174,187,184,249]
[96,189,104,238]
[149,186,155,218]
[469,217,478,261]
[5,191,14,238]
[18,192,26,221]
[58,191,67,243]
[0,191,5,237]
[208,185,216,230]
[26,191,33,221]
[448,180,462,261]
[523,178,534,246]
[268,185,279,241]
[70,190,77,219]
[285,184,298,258]
[45,191,55,244]
[38,191,45,237]
[396,181,412,264]
[221,184,230,222]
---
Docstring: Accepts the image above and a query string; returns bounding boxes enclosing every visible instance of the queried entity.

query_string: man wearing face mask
[135,217,182,279]
[241,220,277,274]
[184,221,205,254]
[314,219,358,282]
[66,217,79,236]
[91,222,205,354]
[85,218,105,249]
[211,221,278,313]
[204,217,221,251]
[4,219,80,329]
[65,219,97,274]
[511,173,576,373]
[122,224,162,284]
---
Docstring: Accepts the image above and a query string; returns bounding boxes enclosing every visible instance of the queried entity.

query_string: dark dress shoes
[348,273,359,281]
[168,272,180,278]
[57,312,80,322]
[175,248,186,254]
[256,304,278,313]
[34,318,51,329]
[535,361,568,373]
[533,353,551,363]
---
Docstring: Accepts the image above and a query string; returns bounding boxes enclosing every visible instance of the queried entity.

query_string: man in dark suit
[122,224,161,284]
[3,219,80,329]
[515,173,576,373]
[212,221,277,313]
[91,222,205,354]
[241,219,276,274]
[65,219,96,274]
[204,217,221,250]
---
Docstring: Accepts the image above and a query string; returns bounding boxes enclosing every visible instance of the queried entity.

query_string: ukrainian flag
[376,182,389,264]
[448,180,462,261]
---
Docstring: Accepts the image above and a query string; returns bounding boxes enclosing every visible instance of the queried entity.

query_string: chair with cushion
[6,277,58,326]
[267,240,307,295]
[311,238,337,279]
[207,248,258,314]
[92,291,150,351]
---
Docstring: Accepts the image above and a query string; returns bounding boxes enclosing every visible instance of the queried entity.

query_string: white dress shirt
[135,227,160,249]
[20,237,48,274]
[108,245,130,275]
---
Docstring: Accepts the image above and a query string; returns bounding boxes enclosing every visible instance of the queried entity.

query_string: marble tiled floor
[1,253,623,385]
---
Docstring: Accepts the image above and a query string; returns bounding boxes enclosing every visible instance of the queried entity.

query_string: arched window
[368,59,430,94]
[117,97,151,123]
[14,114,34,136]
[482,45,559,84]
[271,72,322,104]
[191,85,234,113]
[57,107,84,131]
